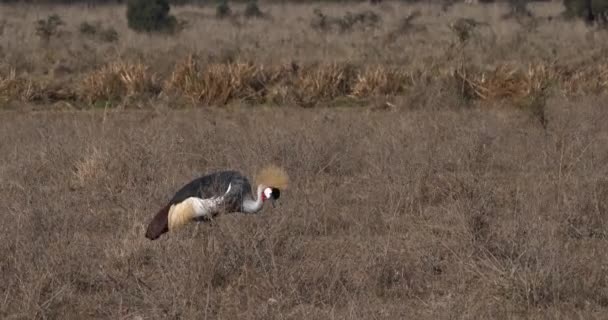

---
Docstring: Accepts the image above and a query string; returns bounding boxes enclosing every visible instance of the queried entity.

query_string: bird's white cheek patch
[264,188,273,200]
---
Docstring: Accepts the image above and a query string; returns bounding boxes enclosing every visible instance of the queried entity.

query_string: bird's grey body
[168,170,253,215]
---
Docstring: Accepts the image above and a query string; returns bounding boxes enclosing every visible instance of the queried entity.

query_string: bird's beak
[271,199,276,208]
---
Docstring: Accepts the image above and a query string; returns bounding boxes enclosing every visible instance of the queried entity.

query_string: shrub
[79,21,97,36]
[449,18,486,45]
[35,14,64,44]
[126,0,177,33]
[338,10,380,32]
[244,0,264,18]
[503,0,533,19]
[216,0,232,19]
[79,21,119,42]
[311,9,380,33]
[311,8,329,30]
[99,28,119,42]
[563,0,608,23]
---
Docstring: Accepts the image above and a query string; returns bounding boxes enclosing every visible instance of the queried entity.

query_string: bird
[144,165,289,240]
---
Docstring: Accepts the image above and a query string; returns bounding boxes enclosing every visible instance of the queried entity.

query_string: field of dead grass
[2,95,608,318]
[2,1,608,319]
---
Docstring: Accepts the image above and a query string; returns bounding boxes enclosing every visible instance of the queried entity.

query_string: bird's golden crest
[255,165,289,190]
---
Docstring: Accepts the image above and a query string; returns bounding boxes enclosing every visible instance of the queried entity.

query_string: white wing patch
[168,183,232,232]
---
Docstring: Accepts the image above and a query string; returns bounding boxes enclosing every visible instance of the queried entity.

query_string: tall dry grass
[1,95,608,318]
[79,61,159,103]
[3,57,608,108]
[1,1,608,108]
[164,55,279,105]
[0,69,38,103]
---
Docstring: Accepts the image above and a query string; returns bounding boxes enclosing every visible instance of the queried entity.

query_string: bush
[563,0,608,23]
[79,21,97,35]
[244,1,264,18]
[126,0,177,33]
[35,14,64,43]
[503,0,533,18]
[99,28,119,42]
[216,0,231,19]
[79,21,119,42]
[310,9,380,33]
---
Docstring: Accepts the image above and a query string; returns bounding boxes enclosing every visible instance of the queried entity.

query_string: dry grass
[455,63,552,100]
[80,61,159,104]
[0,69,38,104]
[351,65,410,98]
[4,59,608,107]
[1,1,608,108]
[293,62,356,106]
[164,55,277,105]
[2,1,608,318]
[2,95,608,318]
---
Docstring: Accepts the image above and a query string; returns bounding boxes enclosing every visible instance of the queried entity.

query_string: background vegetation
[0,0,607,109]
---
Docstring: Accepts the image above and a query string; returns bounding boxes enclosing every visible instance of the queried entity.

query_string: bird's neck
[243,185,265,213]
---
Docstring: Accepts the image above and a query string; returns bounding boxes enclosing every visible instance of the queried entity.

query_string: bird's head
[255,165,288,208]
[262,187,281,201]
[259,185,281,208]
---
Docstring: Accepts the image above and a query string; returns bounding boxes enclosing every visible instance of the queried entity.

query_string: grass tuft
[80,62,159,104]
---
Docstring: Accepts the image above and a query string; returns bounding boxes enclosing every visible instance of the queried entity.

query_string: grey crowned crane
[145,166,289,240]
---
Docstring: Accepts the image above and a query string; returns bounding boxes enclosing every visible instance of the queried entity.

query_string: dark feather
[145,203,171,240]
[168,170,253,212]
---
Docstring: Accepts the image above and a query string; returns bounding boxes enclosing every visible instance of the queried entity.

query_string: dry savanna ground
[2,96,608,319]
[2,1,608,319]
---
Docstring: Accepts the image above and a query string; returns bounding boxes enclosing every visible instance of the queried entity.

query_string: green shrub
[311,9,380,33]
[563,0,608,22]
[79,21,119,42]
[244,0,264,18]
[35,14,64,43]
[99,28,119,42]
[504,0,533,18]
[216,0,231,19]
[79,21,97,35]
[126,0,177,33]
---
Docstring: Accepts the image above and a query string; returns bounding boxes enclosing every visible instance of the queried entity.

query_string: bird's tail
[146,184,233,240]
[145,203,171,240]
[254,165,289,189]
[167,199,197,232]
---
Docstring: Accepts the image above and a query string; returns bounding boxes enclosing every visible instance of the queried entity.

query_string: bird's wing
[221,173,253,212]
[169,170,251,204]
[167,184,232,231]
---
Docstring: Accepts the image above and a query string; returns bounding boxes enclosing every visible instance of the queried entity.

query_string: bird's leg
[191,221,201,238]
[205,224,218,254]
[207,215,216,228]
